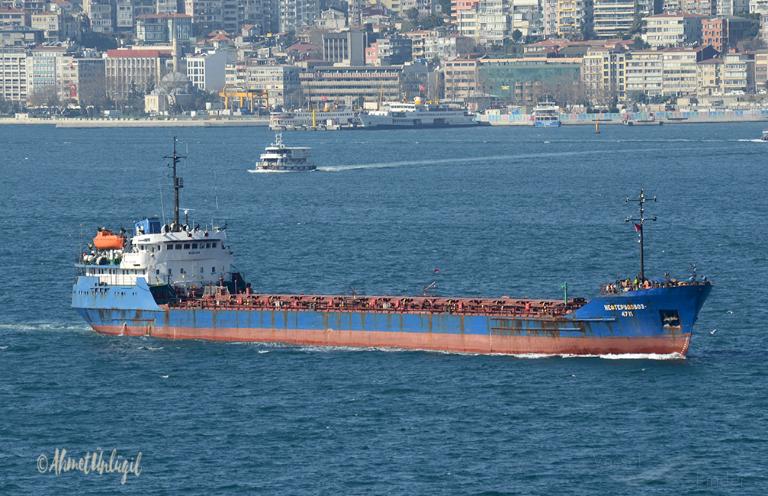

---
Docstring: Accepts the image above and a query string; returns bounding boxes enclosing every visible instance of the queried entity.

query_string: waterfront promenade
[0,116,270,128]
[481,108,768,126]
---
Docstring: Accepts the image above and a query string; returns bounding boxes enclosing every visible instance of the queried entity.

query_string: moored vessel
[358,100,480,129]
[269,108,358,131]
[73,141,712,357]
[532,102,561,128]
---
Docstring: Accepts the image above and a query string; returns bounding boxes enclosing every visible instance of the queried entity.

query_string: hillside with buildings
[1,0,768,117]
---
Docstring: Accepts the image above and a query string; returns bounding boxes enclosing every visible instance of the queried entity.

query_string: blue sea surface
[1,123,766,494]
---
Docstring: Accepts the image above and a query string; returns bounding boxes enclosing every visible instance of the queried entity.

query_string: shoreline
[0,117,270,128]
[1,114,766,129]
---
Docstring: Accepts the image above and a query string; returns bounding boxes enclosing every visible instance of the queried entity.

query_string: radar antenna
[164,137,186,232]
[625,189,657,281]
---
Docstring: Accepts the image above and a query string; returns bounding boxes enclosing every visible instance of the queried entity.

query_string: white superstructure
[80,220,233,289]
[532,102,561,127]
[76,138,236,296]
[269,109,358,130]
[358,101,478,128]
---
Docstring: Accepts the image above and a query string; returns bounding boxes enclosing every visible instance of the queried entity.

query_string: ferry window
[180,268,185,274]
[192,243,198,249]
[200,267,204,273]
[168,269,172,276]
[184,244,190,249]
[204,243,210,249]
[155,269,160,275]
[212,242,217,248]
[211,267,215,274]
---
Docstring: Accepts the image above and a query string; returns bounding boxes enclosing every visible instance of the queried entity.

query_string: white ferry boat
[249,134,315,172]
[269,108,358,131]
[532,102,561,128]
[358,101,479,129]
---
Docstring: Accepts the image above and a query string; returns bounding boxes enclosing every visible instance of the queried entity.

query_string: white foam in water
[282,345,686,360]
[597,352,685,360]
[0,322,91,332]
[316,146,703,173]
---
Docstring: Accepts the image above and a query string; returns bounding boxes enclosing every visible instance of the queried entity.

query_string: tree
[419,14,445,29]
[629,13,644,36]
[28,86,60,108]
[512,29,523,44]
[0,97,21,115]
[80,31,118,51]
[405,8,419,24]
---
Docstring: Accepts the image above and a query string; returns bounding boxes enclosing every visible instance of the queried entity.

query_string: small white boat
[761,130,768,141]
[249,133,316,172]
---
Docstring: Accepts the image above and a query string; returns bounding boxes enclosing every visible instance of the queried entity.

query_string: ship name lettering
[603,304,647,311]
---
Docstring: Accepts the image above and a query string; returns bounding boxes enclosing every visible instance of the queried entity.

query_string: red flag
[434,267,440,273]
[634,223,642,232]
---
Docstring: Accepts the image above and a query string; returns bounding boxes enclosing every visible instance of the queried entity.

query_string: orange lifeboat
[93,229,125,250]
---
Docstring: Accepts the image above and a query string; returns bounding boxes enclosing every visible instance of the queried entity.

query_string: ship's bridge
[79,217,234,289]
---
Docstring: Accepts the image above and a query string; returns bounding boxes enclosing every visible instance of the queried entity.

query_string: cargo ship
[72,140,712,356]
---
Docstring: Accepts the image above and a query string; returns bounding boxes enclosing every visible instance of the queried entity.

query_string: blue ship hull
[72,276,711,356]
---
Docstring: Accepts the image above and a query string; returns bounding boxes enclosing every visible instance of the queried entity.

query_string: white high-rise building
[593,0,635,39]
[542,0,559,37]
[717,0,748,15]
[186,50,232,91]
[278,0,320,33]
[0,49,27,102]
[556,0,589,39]
[477,0,510,44]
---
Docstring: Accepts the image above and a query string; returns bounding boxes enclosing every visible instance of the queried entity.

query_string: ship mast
[164,137,186,232]
[625,189,656,281]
